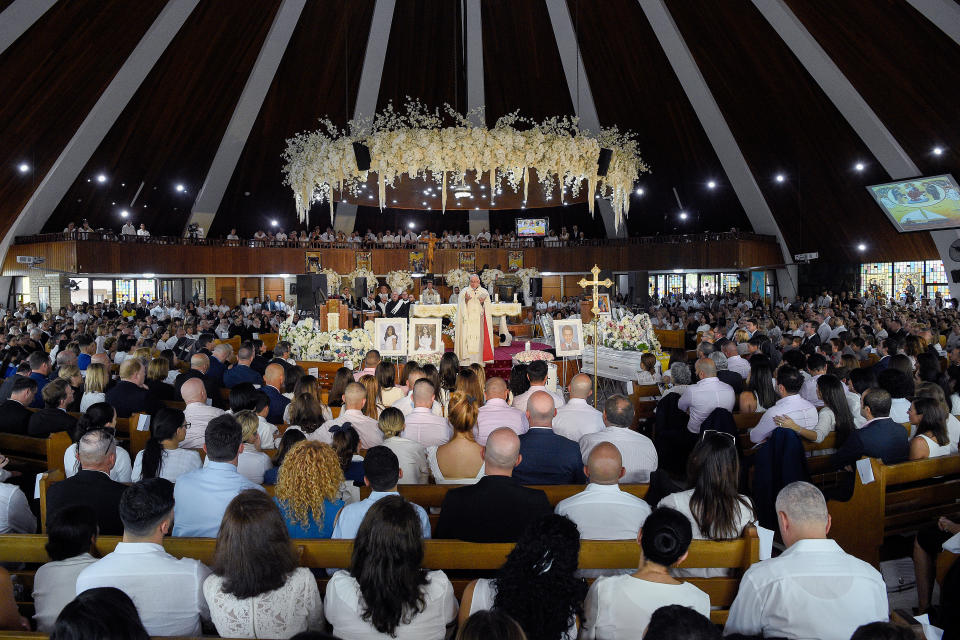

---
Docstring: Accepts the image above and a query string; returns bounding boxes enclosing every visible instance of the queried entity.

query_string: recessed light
[408,222,415,228]
[422,201,427,206]
[707,181,716,189]
[96,174,107,183]
[857,243,866,251]
[271,219,277,226]
[775,174,785,183]
[175,184,185,192]
[636,188,644,196]
[933,147,944,156]
[17,163,29,174]
[120,210,129,217]
[854,163,865,172]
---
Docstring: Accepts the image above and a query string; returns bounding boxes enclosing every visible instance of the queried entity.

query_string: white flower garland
[515,268,541,294]
[480,269,503,290]
[348,268,378,295]
[319,269,340,295]
[444,269,471,290]
[386,270,414,292]
[282,100,648,229]
[279,317,376,367]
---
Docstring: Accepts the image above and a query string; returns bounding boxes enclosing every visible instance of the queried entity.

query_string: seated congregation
[0,296,959,639]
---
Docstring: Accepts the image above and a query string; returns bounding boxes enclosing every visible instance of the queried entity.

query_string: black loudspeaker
[528,277,543,298]
[353,142,371,171]
[597,148,613,177]
[354,277,366,301]
[952,269,960,284]
[296,274,327,312]
[633,270,649,306]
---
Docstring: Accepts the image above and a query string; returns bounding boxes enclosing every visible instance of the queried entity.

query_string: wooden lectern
[320,299,352,331]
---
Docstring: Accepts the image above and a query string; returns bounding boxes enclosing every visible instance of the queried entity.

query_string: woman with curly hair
[273,440,345,539]
[325,495,457,638]
[459,514,586,640]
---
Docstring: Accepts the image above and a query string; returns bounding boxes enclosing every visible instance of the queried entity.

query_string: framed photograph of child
[408,317,443,356]
[374,317,408,357]
[554,318,584,357]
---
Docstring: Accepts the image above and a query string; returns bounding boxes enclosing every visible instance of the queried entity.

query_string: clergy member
[420,280,441,305]
[455,274,494,366]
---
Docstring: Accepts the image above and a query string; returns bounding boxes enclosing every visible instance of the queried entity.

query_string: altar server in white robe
[455,274,494,366]
[420,280,441,305]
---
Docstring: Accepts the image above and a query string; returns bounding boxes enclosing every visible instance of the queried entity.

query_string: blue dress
[274,496,344,539]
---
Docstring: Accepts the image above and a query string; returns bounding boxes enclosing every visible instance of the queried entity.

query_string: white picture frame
[408,317,443,356]
[374,317,408,357]
[554,318,584,357]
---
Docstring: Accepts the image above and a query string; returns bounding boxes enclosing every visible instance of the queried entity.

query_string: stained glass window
[860,263,892,299]
[701,274,717,296]
[893,261,924,301]
[721,273,740,294]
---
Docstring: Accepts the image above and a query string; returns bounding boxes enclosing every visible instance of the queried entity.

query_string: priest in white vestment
[455,274,494,365]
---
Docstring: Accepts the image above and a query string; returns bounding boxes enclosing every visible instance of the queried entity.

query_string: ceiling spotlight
[933,147,944,156]
[96,174,107,183]
[679,211,688,220]
[368,194,374,199]
[175,184,185,192]
[408,222,415,228]
[636,188,644,196]
[423,189,431,195]
[17,163,29,174]
[392,199,398,204]
[271,219,278,226]
[775,174,785,183]
[120,210,129,218]
[422,201,427,206]
[857,243,866,252]
[707,181,716,189]
[854,163,865,172]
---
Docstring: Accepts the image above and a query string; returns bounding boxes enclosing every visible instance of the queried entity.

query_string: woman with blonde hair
[378,407,428,484]
[79,363,108,413]
[469,363,486,395]
[358,374,381,419]
[274,441,346,538]
[283,375,332,424]
[233,410,272,484]
[429,391,484,484]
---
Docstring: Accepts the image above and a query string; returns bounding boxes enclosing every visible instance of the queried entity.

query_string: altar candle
[525,341,530,351]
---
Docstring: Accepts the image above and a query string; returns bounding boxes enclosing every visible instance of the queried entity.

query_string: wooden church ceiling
[0,0,953,262]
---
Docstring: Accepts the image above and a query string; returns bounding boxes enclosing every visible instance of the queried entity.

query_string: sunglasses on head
[700,429,736,445]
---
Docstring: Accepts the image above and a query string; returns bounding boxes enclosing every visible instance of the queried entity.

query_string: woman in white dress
[428,391,484,484]
[131,408,201,482]
[914,382,960,453]
[382,326,399,352]
[580,507,711,639]
[325,496,458,639]
[378,408,429,484]
[658,432,754,578]
[908,397,953,459]
[460,514,585,640]
[417,327,435,353]
[78,363,108,413]
[204,491,324,639]
[63,403,132,483]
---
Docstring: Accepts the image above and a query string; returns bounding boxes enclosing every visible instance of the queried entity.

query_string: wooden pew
[163,400,186,410]
[827,455,960,567]
[0,432,70,476]
[212,336,241,353]
[0,528,759,624]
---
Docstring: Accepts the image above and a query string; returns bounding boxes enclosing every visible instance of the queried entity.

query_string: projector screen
[516,218,548,237]
[866,174,960,232]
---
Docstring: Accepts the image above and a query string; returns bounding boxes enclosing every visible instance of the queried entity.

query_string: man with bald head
[400,379,452,446]
[314,381,383,449]
[174,352,219,404]
[555,442,651,540]
[180,377,224,449]
[259,363,290,425]
[553,373,604,442]
[475,376,529,445]
[514,391,587,485]
[677,357,735,436]
[435,427,552,542]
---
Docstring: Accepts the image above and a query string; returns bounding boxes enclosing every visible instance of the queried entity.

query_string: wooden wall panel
[215,278,238,308]
[0,0,167,244]
[238,277,260,303]
[42,1,282,236]
[7,237,783,276]
[263,277,285,302]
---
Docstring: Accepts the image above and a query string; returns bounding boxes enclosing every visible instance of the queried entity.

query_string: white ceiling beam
[465,0,489,237]
[0,0,57,57]
[905,0,960,47]
[187,0,307,235]
[333,0,396,234]
[545,0,625,239]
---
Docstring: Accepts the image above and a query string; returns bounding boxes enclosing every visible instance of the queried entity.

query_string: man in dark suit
[46,427,127,535]
[384,292,410,319]
[871,337,899,375]
[435,427,553,542]
[174,353,220,404]
[28,379,77,437]
[227,317,251,343]
[105,359,162,418]
[799,321,821,356]
[223,345,264,388]
[261,363,290,425]
[832,387,909,470]
[0,377,38,435]
[0,361,30,402]
[514,391,588,485]
[248,340,270,376]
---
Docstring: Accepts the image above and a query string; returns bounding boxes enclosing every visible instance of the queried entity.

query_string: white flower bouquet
[348,268,378,295]
[320,269,340,295]
[480,269,503,290]
[445,269,470,290]
[386,270,414,292]
[515,268,541,294]
[410,352,442,367]
[512,349,554,363]
[598,314,661,353]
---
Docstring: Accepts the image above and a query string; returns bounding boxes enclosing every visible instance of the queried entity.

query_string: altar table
[412,302,523,345]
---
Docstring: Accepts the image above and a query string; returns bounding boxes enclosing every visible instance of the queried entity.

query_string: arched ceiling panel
[569,0,751,237]
[784,0,960,177]
[210,0,376,238]
[42,0,281,236]
[481,0,574,123]
[665,0,937,262]
[0,0,168,241]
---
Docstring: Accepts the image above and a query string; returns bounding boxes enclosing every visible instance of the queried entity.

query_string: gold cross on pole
[579,265,613,315]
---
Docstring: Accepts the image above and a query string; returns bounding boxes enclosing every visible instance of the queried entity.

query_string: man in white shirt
[475,376,529,444]
[136,224,149,237]
[511,360,565,413]
[313,382,383,449]
[120,221,136,236]
[817,312,832,345]
[400,380,452,447]
[392,370,443,417]
[555,442,650,539]
[77,478,212,637]
[419,280,441,305]
[319,228,334,242]
[677,359,735,435]
[722,341,750,380]
[749,365,819,444]
[0,467,36,534]
[800,353,827,408]
[553,374,604,442]
[579,395,658,483]
[724,482,887,640]
[180,378,224,449]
